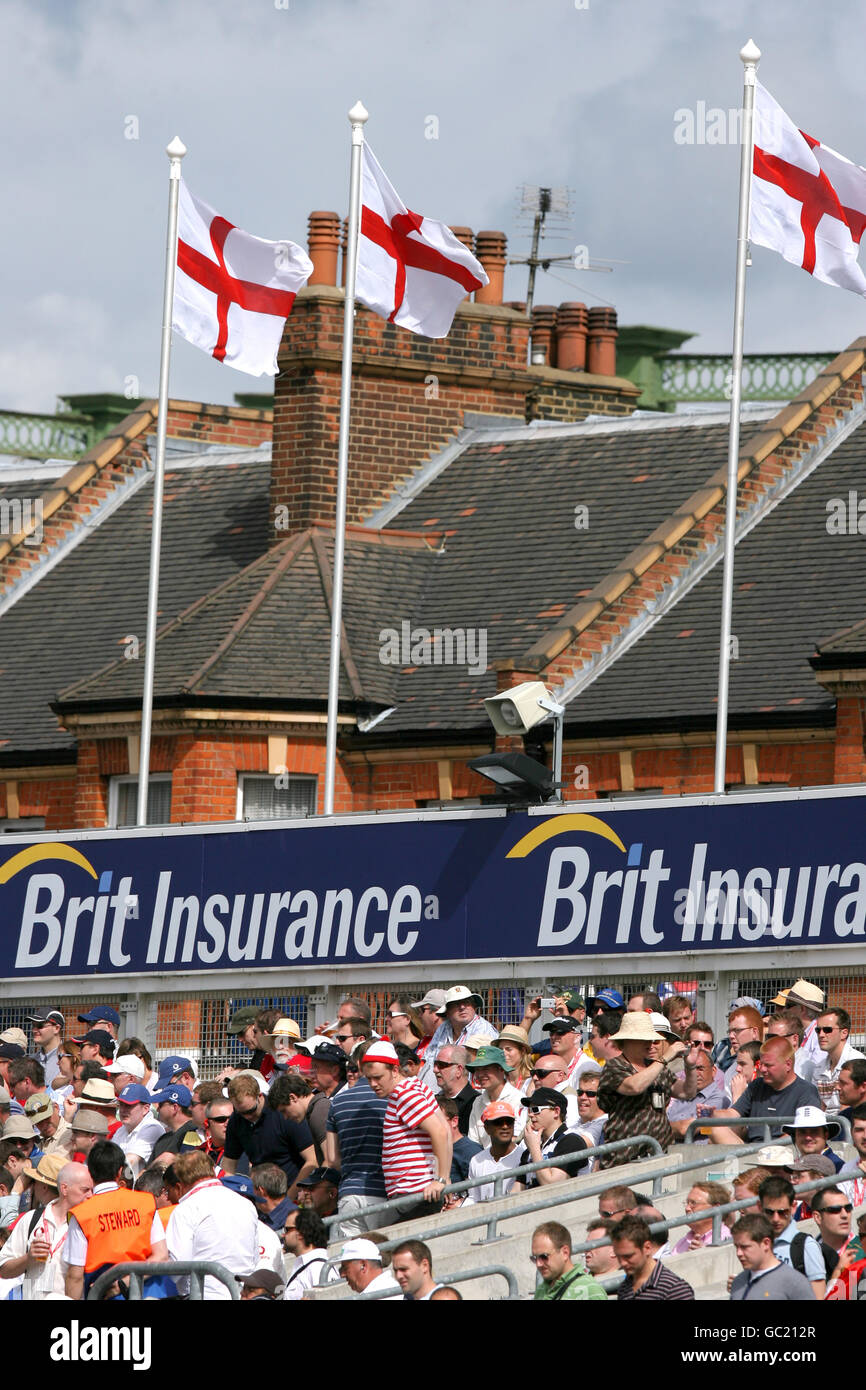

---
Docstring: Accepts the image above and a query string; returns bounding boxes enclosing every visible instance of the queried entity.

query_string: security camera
[483,681,563,737]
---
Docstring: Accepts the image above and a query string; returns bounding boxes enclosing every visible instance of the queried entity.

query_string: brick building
[2,210,866,836]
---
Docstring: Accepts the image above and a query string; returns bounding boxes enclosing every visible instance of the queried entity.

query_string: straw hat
[0,1027,28,1049]
[610,1013,666,1044]
[786,979,825,1011]
[494,1025,531,1051]
[750,1145,795,1168]
[463,1035,497,1052]
[21,1152,66,1188]
[78,1079,117,1107]
[269,1018,301,1040]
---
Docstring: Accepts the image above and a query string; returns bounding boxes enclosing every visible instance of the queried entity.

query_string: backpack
[789,1231,837,1280]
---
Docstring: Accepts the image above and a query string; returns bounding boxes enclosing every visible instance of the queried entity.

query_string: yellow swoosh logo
[0,843,98,883]
[506,813,627,859]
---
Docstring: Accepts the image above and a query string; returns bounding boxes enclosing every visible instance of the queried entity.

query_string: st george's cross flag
[750,83,866,297]
[355,145,489,338]
[172,181,313,376]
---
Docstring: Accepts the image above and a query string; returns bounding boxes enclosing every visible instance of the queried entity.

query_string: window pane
[242,776,316,820]
[117,779,172,827]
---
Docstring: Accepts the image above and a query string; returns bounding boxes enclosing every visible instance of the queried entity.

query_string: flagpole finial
[166,136,187,161]
[739,39,761,66]
[348,101,369,125]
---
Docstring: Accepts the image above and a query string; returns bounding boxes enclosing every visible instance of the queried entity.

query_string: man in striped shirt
[362,1040,452,1224]
[612,1214,695,1301]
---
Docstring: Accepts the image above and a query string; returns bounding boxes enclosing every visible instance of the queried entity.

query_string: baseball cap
[227,1006,260,1035]
[26,1008,65,1028]
[77,1006,120,1028]
[24,1092,55,1125]
[156,1055,197,1087]
[466,1045,512,1072]
[117,1083,151,1106]
[340,1238,383,1263]
[0,1042,25,1060]
[520,1086,567,1113]
[588,988,624,1010]
[71,1029,114,1051]
[104,1054,146,1080]
[297,1166,340,1188]
[237,1268,284,1297]
[411,989,447,1012]
[542,1017,581,1034]
[481,1100,516,1123]
[222,1069,270,1095]
[561,990,584,1010]
[221,1173,255,1200]
[70,1110,109,1136]
[151,1084,193,1107]
[788,1154,837,1177]
[355,1040,397,1066]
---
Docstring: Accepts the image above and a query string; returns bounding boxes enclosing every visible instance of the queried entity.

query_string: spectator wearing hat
[215,1170,284,1276]
[781,1105,844,1172]
[465,1046,528,1147]
[362,1039,452,1222]
[164,1150,258,1299]
[103,1052,147,1097]
[808,1008,865,1111]
[490,1025,533,1091]
[114,1038,157,1093]
[77,1006,120,1042]
[790,1155,841,1222]
[227,1005,269,1070]
[783,979,827,1080]
[268,1073,329,1164]
[149,1085,202,1159]
[65,1140,168,1299]
[266,1017,303,1073]
[296,1165,340,1217]
[597,1013,700,1167]
[339,1236,401,1299]
[613,1214,695,1301]
[587,987,625,1020]
[758,1173,826,1298]
[729,1213,816,1301]
[531,1220,608,1301]
[68,1109,109,1161]
[72,1030,115,1066]
[222,1073,315,1198]
[76,1078,120,1131]
[411,989,447,1065]
[154,1054,198,1092]
[24,1092,72,1158]
[310,1040,348,1103]
[462,1101,523,1203]
[1,1113,39,1158]
[430,1044,476,1133]
[711,1036,822,1146]
[25,1009,65,1088]
[0,1157,92,1298]
[519,988,588,1051]
[541,1016,584,1090]
[238,1267,284,1300]
[514,1088,588,1190]
[323,1040,391,1238]
[112,1084,166,1177]
[424,986,494,1071]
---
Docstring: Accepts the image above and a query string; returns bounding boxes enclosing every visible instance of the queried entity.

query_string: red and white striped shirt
[382,1077,438,1196]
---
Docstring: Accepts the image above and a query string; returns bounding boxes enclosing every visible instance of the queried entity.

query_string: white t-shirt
[462,1146,524,1204]
[360,1268,402,1300]
[112,1114,166,1165]
[467,1082,528,1147]
[257,1221,285,1277]
[283,1247,330,1301]
[166,1179,258,1300]
[0,1200,69,1299]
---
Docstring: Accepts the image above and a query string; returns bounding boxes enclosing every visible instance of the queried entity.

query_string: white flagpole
[324,101,368,816]
[714,41,760,796]
[137,136,186,827]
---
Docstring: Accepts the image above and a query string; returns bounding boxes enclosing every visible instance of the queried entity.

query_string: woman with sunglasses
[384,998,424,1049]
[493,1026,533,1093]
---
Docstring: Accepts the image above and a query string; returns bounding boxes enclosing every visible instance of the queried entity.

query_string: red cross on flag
[750,83,866,297]
[355,145,489,338]
[172,181,313,376]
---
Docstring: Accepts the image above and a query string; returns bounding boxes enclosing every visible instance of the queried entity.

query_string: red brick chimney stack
[307,211,341,286]
[554,302,588,371]
[530,305,557,367]
[474,231,507,305]
[587,307,618,376]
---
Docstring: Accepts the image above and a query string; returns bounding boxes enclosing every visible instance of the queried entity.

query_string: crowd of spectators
[0,975,864,1301]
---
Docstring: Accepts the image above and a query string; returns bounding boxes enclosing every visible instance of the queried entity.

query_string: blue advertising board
[1,790,866,979]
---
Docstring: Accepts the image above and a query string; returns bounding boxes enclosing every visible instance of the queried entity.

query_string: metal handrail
[87,1259,240,1301]
[322,1137,789,1263]
[321,1134,664,1236]
[684,1113,853,1144]
[354,1263,520,1301]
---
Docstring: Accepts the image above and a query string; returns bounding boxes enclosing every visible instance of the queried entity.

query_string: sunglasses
[530,1068,564,1078]
[433,1061,457,1070]
[576,1088,598,1097]
[529,1253,552,1264]
[819,1203,852,1214]
[689,1039,713,1049]
[815,1026,838,1034]
[208,1115,230,1125]
[334,1034,354,1043]
[528,1104,558,1115]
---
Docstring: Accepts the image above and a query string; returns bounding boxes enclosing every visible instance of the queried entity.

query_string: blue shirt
[223,1105,313,1183]
[773,1220,825,1281]
[450,1136,483,1183]
[326,1078,388,1199]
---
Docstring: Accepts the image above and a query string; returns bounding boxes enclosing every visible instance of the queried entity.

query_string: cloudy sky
[2,0,865,412]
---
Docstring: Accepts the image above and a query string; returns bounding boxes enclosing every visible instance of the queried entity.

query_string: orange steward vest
[157,1204,176,1231]
[71,1188,157,1271]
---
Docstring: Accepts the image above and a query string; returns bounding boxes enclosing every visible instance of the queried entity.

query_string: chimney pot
[307,210,341,286]
[530,304,557,367]
[587,306,618,376]
[474,230,507,305]
[554,301,588,371]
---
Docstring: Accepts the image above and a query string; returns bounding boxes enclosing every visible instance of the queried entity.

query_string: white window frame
[236,772,317,822]
[108,774,173,828]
